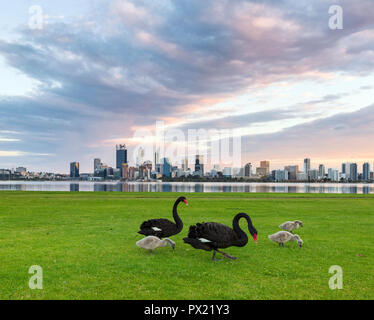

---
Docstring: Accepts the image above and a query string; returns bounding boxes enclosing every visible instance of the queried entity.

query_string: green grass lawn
[0,191,373,300]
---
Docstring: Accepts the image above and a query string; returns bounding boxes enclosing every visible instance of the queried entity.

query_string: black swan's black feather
[183,213,257,252]
[138,196,186,238]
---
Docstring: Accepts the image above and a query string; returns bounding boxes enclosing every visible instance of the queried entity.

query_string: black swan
[138,196,188,238]
[183,212,257,261]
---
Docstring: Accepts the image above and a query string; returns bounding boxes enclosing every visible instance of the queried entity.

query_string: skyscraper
[194,155,204,176]
[304,158,311,174]
[244,163,252,177]
[285,165,298,180]
[162,158,172,178]
[318,164,326,179]
[363,163,370,181]
[94,158,101,172]
[116,144,127,169]
[256,161,270,177]
[349,163,358,181]
[70,162,79,178]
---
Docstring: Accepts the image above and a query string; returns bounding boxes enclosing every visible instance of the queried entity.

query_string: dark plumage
[138,196,187,238]
[183,213,258,260]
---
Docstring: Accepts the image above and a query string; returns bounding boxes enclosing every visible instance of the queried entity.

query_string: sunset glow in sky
[0,0,374,173]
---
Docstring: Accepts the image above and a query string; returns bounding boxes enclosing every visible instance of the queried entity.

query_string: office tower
[304,158,311,174]
[181,157,188,171]
[94,158,101,172]
[363,163,370,181]
[275,169,289,182]
[328,168,339,182]
[194,155,204,176]
[318,164,326,179]
[154,149,160,168]
[244,163,252,177]
[116,144,127,169]
[70,162,80,178]
[256,161,270,177]
[284,165,298,180]
[223,167,232,177]
[349,163,358,181]
[162,158,172,177]
[121,163,129,179]
[308,169,318,180]
[342,163,346,174]
[15,167,26,173]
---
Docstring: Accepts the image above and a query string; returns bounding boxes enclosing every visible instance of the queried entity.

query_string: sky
[0,0,374,173]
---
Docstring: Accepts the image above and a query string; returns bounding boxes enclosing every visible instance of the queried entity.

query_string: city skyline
[1,1,374,173]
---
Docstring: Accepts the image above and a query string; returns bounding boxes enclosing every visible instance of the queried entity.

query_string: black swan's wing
[139,218,177,237]
[186,222,237,249]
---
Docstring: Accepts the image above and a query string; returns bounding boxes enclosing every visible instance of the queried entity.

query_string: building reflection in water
[0,181,373,194]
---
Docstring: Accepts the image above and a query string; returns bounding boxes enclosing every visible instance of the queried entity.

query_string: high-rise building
[274,169,289,182]
[342,163,346,174]
[308,169,318,180]
[304,158,311,174]
[256,161,270,177]
[363,163,370,181]
[116,144,127,169]
[328,168,339,181]
[181,157,188,171]
[318,164,326,179]
[349,163,358,181]
[70,162,80,178]
[244,163,252,177]
[162,158,172,177]
[94,158,101,171]
[154,149,160,168]
[194,155,204,176]
[285,165,299,180]
[121,163,129,179]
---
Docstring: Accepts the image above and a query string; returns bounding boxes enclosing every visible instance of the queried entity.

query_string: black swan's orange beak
[184,199,188,206]
[253,234,258,244]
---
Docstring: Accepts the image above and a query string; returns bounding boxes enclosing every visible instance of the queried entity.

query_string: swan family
[136,196,304,259]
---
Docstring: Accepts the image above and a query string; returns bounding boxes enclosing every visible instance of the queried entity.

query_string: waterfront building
[349,163,358,181]
[308,169,318,181]
[162,158,172,178]
[244,163,252,177]
[70,162,80,178]
[194,155,204,176]
[94,158,101,171]
[304,158,311,174]
[284,165,298,180]
[116,144,127,169]
[318,164,326,179]
[274,169,289,182]
[363,163,370,181]
[328,168,339,181]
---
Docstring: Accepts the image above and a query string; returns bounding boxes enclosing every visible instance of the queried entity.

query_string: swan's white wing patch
[198,238,212,243]
[152,227,162,231]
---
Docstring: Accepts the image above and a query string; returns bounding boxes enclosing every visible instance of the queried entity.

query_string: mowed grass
[0,191,373,300]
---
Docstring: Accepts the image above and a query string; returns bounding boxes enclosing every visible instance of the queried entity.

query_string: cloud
[0,0,373,171]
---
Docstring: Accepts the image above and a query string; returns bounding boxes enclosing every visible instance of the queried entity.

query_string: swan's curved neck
[232,213,253,245]
[173,199,183,231]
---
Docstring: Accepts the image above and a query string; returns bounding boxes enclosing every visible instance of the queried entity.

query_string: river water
[0,181,373,193]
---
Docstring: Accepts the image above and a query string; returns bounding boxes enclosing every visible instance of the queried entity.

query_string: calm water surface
[0,181,373,194]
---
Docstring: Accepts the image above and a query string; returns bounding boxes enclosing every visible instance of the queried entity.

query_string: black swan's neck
[172,199,183,231]
[232,213,253,245]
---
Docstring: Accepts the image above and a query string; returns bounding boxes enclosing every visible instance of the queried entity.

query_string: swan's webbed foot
[149,249,154,254]
[211,250,222,261]
[217,249,237,260]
